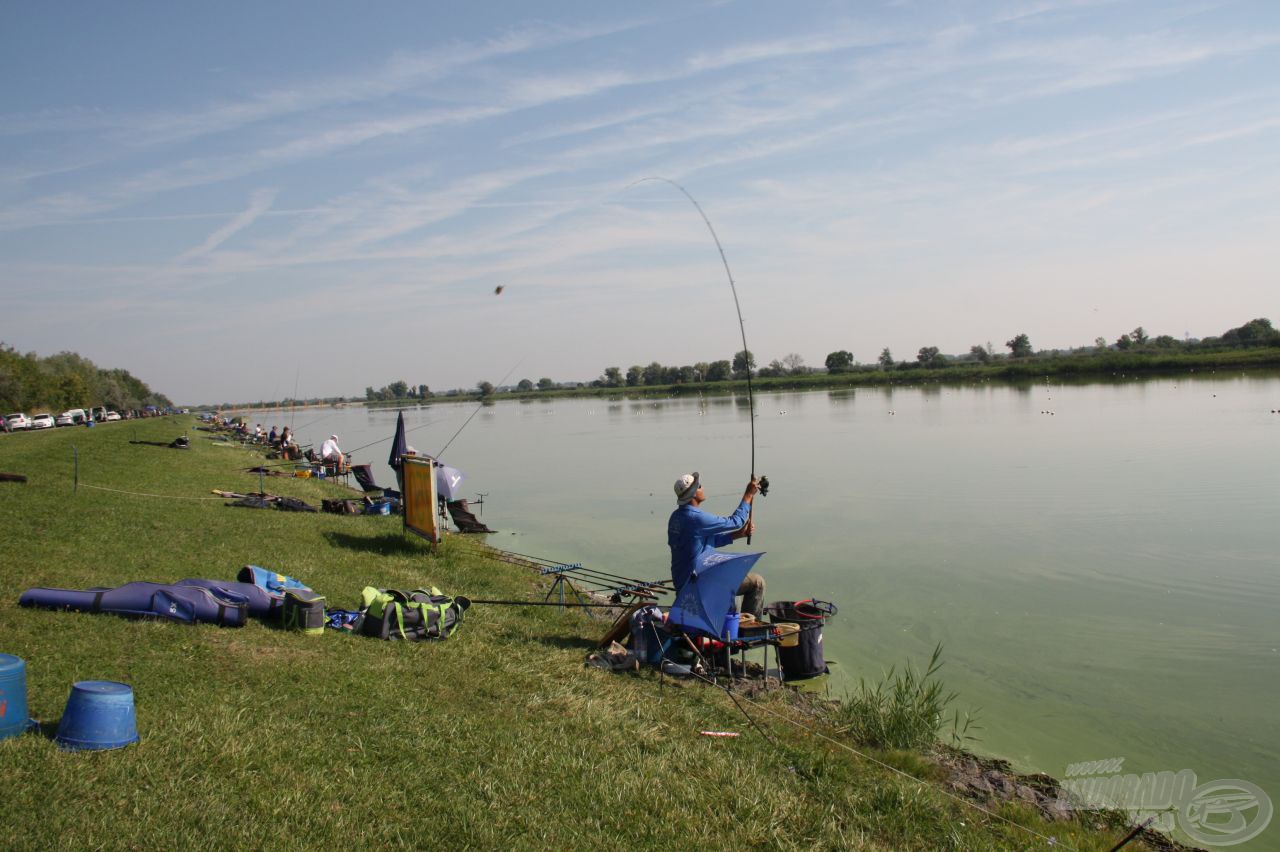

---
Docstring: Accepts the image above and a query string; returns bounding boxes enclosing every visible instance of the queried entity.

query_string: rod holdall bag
[356,586,471,641]
[282,589,326,634]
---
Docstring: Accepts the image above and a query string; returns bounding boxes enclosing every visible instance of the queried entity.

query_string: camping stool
[323,459,351,487]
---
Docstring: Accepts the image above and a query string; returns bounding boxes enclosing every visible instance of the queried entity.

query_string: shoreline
[0,415,1208,849]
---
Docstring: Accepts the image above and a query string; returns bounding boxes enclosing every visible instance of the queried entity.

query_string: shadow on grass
[324,530,424,556]
[529,633,600,652]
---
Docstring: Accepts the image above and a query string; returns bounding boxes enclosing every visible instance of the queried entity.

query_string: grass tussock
[834,643,983,752]
[0,418,1140,850]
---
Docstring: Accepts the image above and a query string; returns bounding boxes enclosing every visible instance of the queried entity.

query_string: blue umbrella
[667,551,763,638]
[388,411,408,471]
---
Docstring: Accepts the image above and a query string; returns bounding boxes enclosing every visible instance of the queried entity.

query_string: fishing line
[673,663,1076,850]
[435,357,524,460]
[289,368,300,430]
[343,417,446,457]
[627,177,761,539]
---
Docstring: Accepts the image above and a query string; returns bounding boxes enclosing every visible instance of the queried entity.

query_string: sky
[2,0,1278,404]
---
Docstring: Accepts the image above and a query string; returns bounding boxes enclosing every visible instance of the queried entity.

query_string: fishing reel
[757,475,770,497]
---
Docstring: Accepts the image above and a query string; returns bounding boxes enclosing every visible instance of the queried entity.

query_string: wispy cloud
[178,188,277,262]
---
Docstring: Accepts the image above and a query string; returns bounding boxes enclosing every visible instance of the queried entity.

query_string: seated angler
[320,433,346,472]
[667,471,763,619]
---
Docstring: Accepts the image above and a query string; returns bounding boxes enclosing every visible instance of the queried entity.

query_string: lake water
[262,372,1279,845]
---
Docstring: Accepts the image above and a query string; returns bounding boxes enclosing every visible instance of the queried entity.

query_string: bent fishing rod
[629,177,767,540]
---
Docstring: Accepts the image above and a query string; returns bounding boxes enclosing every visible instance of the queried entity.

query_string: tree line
[365,381,431,401]
[846,318,1280,374]
[0,343,172,414]
[584,318,1279,385]
[236,316,1280,409]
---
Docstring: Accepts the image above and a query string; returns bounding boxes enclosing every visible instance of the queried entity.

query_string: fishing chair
[653,552,770,687]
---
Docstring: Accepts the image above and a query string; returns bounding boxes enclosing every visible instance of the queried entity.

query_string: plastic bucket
[0,654,33,741]
[55,681,140,751]
[722,612,740,641]
[774,623,801,648]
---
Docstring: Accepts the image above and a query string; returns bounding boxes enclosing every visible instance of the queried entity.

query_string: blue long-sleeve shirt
[668,500,751,590]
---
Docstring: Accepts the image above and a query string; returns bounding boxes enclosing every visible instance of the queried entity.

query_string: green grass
[1,418,1146,849]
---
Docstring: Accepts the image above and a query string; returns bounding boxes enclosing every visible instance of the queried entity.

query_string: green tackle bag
[356,586,470,641]
[282,589,326,635]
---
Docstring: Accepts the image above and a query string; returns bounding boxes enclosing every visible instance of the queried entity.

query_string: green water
[285,372,1279,846]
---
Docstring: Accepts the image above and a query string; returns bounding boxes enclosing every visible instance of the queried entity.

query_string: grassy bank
[2,418,1150,849]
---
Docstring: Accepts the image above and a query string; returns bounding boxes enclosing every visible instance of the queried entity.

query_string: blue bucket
[722,612,740,641]
[55,681,140,751]
[0,653,34,741]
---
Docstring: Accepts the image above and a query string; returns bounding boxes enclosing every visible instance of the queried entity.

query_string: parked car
[30,413,55,429]
[104,411,122,422]
[6,413,31,430]
[55,408,87,427]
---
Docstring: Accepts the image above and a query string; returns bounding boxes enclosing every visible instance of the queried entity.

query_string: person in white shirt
[320,434,345,469]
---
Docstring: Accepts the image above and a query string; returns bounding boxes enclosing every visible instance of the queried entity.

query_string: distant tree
[781,352,806,374]
[732,350,755,379]
[878,347,894,369]
[365,386,377,401]
[59,373,89,408]
[1221,317,1280,346]
[1131,326,1149,345]
[537,377,555,390]
[1115,334,1132,350]
[758,359,787,378]
[1094,337,1108,351]
[968,344,991,363]
[675,365,697,384]
[917,346,945,367]
[1006,334,1032,358]
[516,378,534,391]
[825,350,854,373]
[601,366,622,387]
[388,380,409,398]
[418,384,430,399]
[1152,335,1179,349]
[642,361,665,385]
[477,381,495,396]
[693,362,710,382]
[625,365,643,386]
[706,360,731,382]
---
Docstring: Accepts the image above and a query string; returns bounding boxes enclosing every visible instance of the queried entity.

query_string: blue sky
[3,0,1278,404]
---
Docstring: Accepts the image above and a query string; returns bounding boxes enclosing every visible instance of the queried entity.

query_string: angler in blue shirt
[668,471,764,618]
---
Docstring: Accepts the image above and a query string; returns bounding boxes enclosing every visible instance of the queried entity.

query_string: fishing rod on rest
[629,177,768,540]
[476,544,672,589]
[473,551,665,593]
[538,564,671,594]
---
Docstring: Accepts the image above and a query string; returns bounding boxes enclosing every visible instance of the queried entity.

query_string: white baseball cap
[674,472,701,504]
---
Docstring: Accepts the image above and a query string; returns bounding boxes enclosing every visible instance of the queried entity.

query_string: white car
[5,413,30,430]
[104,411,122,422]
[30,413,55,429]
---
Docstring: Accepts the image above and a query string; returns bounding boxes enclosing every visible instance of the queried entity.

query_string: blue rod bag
[19,582,247,627]
[175,579,282,620]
